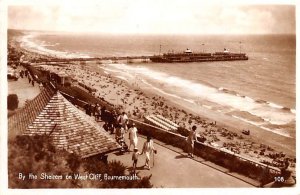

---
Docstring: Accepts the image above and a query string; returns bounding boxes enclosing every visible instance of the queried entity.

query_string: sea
[19,32,296,139]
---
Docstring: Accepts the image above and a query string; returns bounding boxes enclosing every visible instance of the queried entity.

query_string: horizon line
[7,28,296,36]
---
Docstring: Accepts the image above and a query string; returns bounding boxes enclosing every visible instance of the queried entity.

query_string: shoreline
[9,36,296,172]
[84,63,295,157]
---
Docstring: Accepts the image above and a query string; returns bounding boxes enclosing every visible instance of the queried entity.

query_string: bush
[8,135,75,188]
[7,94,19,110]
[8,135,152,188]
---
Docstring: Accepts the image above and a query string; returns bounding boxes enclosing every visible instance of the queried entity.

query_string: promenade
[108,134,254,188]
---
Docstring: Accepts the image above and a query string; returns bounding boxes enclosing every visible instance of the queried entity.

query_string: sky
[7,0,296,35]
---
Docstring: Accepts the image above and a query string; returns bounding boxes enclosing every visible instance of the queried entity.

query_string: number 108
[274,176,285,182]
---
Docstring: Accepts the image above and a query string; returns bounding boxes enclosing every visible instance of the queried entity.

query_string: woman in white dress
[142,136,156,170]
[128,123,138,151]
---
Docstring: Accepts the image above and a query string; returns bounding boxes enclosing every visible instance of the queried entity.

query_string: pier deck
[32,56,153,63]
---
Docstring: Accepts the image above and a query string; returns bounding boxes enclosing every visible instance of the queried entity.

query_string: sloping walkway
[108,133,253,188]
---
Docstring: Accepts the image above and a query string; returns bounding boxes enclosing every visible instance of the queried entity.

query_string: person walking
[128,123,138,151]
[142,136,157,170]
[84,103,92,116]
[115,124,123,141]
[132,148,141,174]
[96,104,101,121]
[84,103,89,115]
[187,125,197,158]
[107,122,115,134]
[93,104,100,121]
[100,106,107,121]
[117,111,129,132]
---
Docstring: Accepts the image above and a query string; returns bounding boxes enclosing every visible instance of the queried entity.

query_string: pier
[29,50,249,64]
[32,55,153,63]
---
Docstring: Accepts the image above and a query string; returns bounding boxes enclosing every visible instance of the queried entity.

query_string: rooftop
[8,85,120,158]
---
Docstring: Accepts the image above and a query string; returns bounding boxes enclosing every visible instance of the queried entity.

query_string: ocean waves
[20,33,91,58]
[218,87,296,115]
[102,63,295,138]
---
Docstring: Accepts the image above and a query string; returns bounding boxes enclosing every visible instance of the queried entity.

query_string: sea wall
[129,118,281,186]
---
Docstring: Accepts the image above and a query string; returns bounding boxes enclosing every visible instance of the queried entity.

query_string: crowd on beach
[7,40,296,185]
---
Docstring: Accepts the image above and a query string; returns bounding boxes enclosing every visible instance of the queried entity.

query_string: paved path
[108,133,253,188]
[8,73,41,108]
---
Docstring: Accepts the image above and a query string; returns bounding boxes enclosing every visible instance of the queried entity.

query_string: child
[132,148,141,174]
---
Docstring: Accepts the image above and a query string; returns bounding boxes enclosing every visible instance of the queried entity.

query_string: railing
[59,90,89,106]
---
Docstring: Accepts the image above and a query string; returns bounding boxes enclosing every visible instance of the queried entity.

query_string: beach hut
[58,71,72,86]
[50,71,72,86]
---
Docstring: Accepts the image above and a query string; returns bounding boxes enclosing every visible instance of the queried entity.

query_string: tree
[8,135,76,188]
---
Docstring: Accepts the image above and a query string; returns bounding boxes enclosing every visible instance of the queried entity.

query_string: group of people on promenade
[18,68,44,89]
[84,104,158,172]
[129,122,197,173]
[18,69,35,86]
